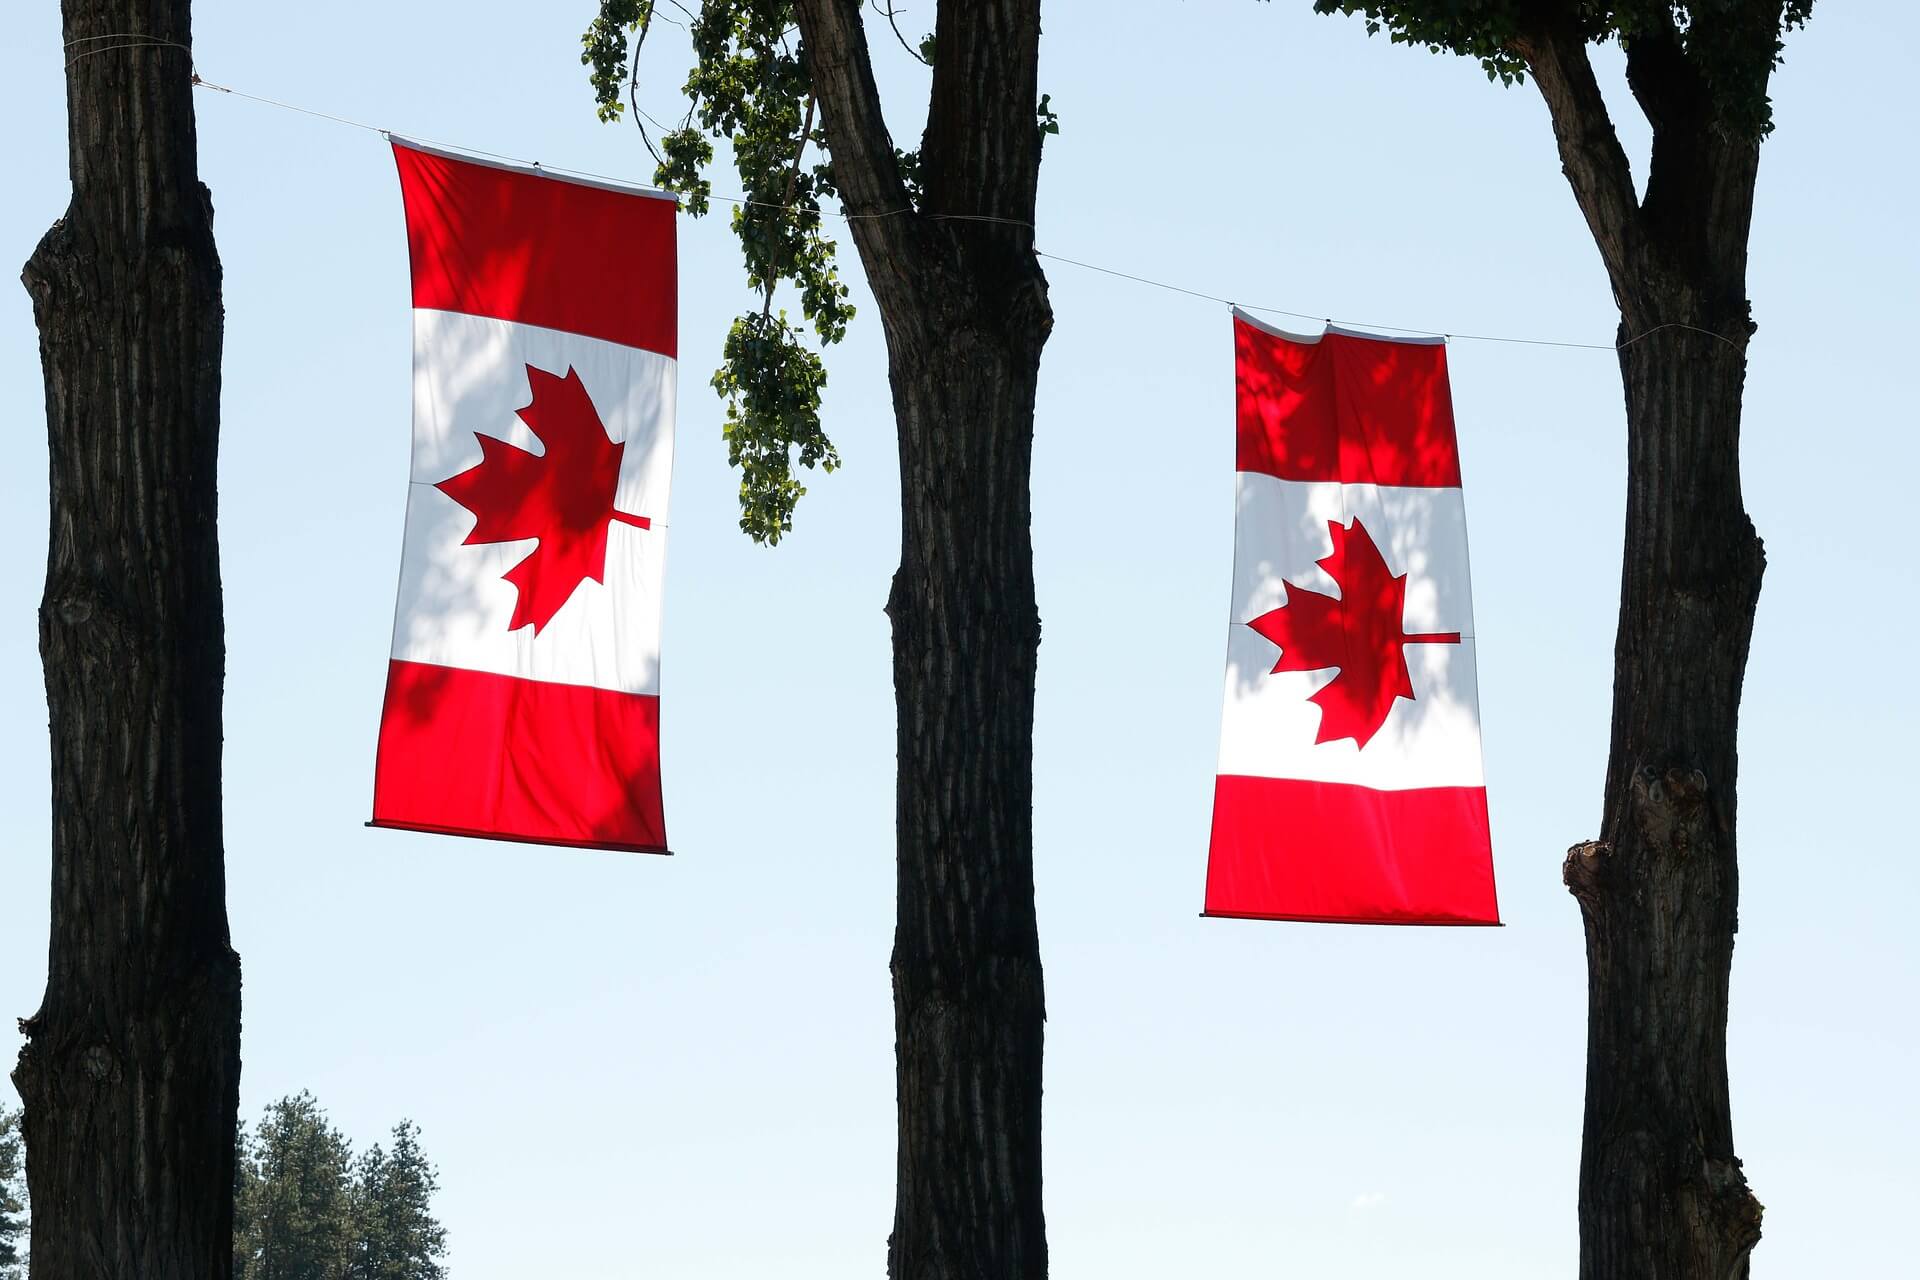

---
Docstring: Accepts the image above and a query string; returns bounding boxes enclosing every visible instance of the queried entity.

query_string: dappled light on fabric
[394,140,677,357]
[1234,318,1460,488]
[1248,516,1460,749]
[372,140,675,854]
[1209,310,1496,925]
[435,364,650,635]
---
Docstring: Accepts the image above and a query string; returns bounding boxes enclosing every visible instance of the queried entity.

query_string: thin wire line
[635,104,681,137]
[186,73,1740,353]
[62,31,189,47]
[63,31,175,43]
[1617,321,1738,349]
[1033,251,1239,309]
[193,79,957,224]
[65,37,192,70]
[194,75,391,138]
[1033,251,1637,348]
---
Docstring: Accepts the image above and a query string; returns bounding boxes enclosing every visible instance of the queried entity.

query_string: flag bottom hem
[1199,909,1501,927]
[367,819,672,857]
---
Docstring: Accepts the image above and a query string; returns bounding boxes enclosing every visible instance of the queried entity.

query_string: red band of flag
[1206,776,1495,925]
[393,141,677,358]
[1235,317,1461,487]
[375,661,666,853]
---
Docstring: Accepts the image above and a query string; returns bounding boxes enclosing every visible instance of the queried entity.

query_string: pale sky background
[3,3,1916,1277]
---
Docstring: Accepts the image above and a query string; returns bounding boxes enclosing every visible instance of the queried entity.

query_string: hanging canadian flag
[371,139,676,853]
[1205,309,1498,924]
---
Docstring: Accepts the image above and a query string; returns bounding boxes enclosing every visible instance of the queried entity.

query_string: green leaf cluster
[1307,1,1815,134]
[583,0,854,543]
[1306,0,1532,83]
[713,309,837,544]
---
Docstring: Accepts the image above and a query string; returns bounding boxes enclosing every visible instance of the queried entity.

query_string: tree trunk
[15,2,241,1277]
[790,2,1052,1273]
[883,273,1051,1280]
[1564,305,1766,1280]
[1514,21,1773,1273]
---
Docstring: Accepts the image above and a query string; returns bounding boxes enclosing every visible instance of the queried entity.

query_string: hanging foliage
[584,0,855,543]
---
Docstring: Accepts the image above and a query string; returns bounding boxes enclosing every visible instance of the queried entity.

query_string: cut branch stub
[1563,839,1611,914]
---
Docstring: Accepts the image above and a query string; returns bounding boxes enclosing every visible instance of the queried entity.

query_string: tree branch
[764,91,817,318]
[792,0,921,275]
[1626,9,1772,307]
[1621,10,1700,139]
[872,0,931,65]
[1511,20,1647,302]
[1620,13,1726,276]
[920,0,1043,226]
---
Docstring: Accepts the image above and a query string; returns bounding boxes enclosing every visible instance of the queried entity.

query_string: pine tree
[232,1094,355,1280]
[0,1105,26,1280]
[233,1120,254,1280]
[347,1122,447,1280]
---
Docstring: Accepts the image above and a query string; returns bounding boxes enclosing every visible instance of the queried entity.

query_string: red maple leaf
[1247,516,1459,749]
[435,364,651,634]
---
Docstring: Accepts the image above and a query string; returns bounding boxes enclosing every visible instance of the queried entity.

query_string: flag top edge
[390,134,680,206]
[1231,306,1448,348]
[392,140,678,357]
[1232,308,1462,487]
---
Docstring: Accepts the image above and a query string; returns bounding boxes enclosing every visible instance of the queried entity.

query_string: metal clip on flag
[371,140,678,853]
[1205,309,1499,924]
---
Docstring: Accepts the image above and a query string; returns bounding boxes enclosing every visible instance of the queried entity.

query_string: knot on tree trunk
[1563,840,1611,914]
[40,580,158,693]
[1630,765,1711,856]
[12,1018,39,1088]
[1697,1155,1764,1280]
[82,1043,119,1082]
[21,215,75,304]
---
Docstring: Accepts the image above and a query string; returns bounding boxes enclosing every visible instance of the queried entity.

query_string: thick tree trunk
[14,2,241,1277]
[883,272,1051,1280]
[1564,306,1766,1280]
[1516,20,1773,1274]
[792,2,1052,1274]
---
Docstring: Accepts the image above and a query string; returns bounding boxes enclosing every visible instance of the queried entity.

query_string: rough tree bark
[15,1,241,1276]
[1516,17,1769,1279]
[793,3,1051,1276]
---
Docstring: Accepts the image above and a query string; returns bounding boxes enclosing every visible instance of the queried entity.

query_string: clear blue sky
[3,3,1915,1276]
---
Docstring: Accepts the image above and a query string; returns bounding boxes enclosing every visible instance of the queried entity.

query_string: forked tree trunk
[15,1,241,1276]
[792,2,1052,1275]
[1521,23,1771,1277]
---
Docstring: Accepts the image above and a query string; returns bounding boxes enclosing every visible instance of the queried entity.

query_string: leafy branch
[1306,1,1815,132]
[584,0,851,544]
[584,2,1060,541]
